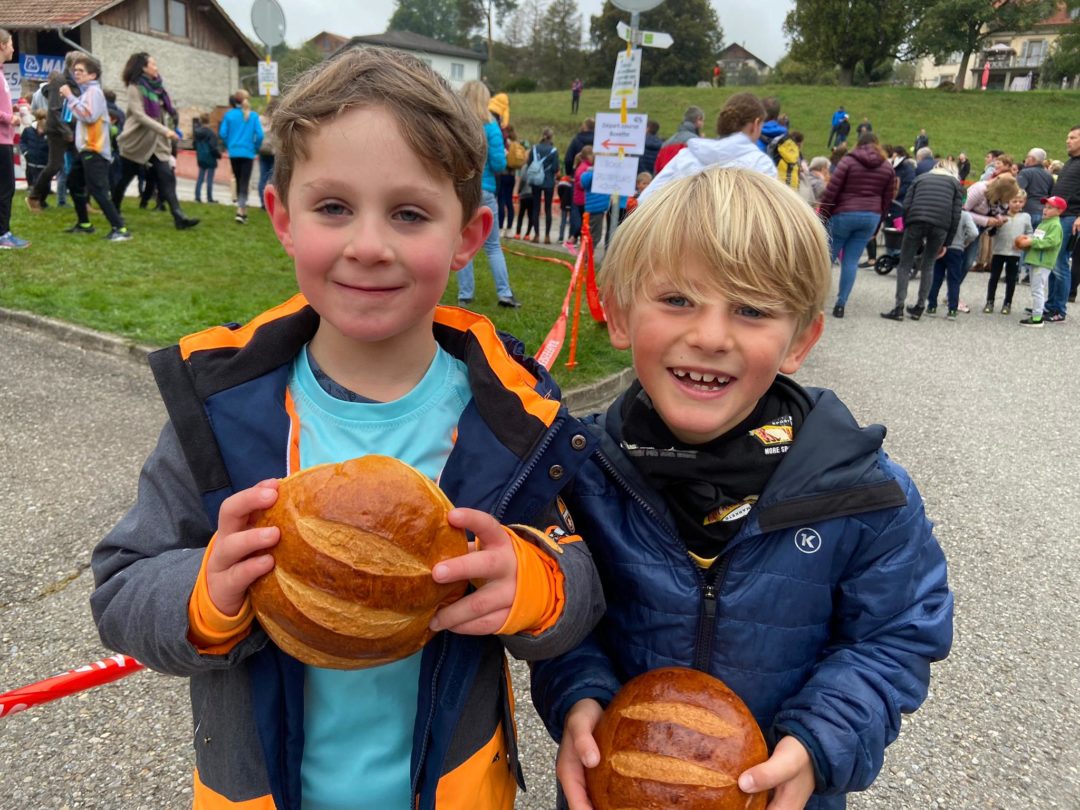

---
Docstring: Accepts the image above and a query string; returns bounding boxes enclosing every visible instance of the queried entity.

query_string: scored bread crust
[587,667,768,810]
[249,455,468,669]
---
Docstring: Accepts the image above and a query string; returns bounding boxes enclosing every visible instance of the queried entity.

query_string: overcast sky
[218,0,794,67]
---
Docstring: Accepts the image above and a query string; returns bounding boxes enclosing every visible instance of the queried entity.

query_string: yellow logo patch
[749,424,794,446]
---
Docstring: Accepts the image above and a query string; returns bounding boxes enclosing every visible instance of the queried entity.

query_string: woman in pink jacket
[818,132,896,317]
[0,29,30,249]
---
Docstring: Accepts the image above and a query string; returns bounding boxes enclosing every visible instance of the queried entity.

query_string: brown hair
[986,175,1020,205]
[717,93,765,137]
[72,54,102,79]
[857,131,887,159]
[271,47,485,219]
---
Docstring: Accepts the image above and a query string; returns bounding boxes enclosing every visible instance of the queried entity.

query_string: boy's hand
[206,480,281,616]
[557,698,604,810]
[430,508,517,635]
[738,735,816,810]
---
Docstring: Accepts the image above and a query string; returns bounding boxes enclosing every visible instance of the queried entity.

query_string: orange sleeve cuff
[496,527,565,637]
[187,533,255,654]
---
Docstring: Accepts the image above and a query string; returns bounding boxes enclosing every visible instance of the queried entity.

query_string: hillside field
[509,83,1080,164]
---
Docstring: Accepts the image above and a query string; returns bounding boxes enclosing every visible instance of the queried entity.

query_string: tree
[388,0,466,45]
[537,0,586,92]
[783,0,925,86]
[911,0,1055,89]
[587,0,723,88]
[459,0,519,62]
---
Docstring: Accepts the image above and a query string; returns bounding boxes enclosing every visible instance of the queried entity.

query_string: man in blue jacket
[531,167,953,810]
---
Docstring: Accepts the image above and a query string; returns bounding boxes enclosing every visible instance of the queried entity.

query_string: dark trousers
[230,156,254,208]
[986,254,1019,306]
[515,195,533,235]
[29,132,71,202]
[930,247,967,311]
[0,144,13,234]
[69,151,125,230]
[529,185,554,239]
[496,174,515,229]
[114,155,183,222]
[893,220,947,309]
[572,93,580,114]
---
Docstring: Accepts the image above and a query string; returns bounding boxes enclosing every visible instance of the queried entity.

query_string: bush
[504,77,538,93]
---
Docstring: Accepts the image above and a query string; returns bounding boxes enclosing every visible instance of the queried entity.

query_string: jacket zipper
[595,451,723,671]
[412,634,449,810]
[493,417,562,520]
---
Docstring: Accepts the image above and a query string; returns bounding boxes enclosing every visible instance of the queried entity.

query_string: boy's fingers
[446,507,510,547]
[208,527,279,572]
[430,581,514,633]
[556,745,595,810]
[738,736,810,794]
[432,547,512,584]
[217,482,279,536]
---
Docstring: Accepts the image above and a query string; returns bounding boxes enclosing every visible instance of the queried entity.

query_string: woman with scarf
[218,89,263,224]
[111,52,198,229]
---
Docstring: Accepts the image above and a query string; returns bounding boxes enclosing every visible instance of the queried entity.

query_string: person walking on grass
[25,51,81,212]
[219,89,263,224]
[59,54,131,242]
[0,28,31,249]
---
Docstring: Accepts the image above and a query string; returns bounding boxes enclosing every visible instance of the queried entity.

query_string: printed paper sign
[592,154,639,196]
[257,61,279,96]
[593,112,647,156]
[609,49,641,109]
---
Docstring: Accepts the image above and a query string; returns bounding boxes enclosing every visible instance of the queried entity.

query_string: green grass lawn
[4,82,1075,390]
[510,83,1080,165]
[0,191,627,387]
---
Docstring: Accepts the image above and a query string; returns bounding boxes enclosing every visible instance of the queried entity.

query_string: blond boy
[531,167,953,810]
[92,47,602,810]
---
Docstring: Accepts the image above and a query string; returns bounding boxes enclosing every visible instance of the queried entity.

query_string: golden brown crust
[586,667,768,810]
[250,456,468,669]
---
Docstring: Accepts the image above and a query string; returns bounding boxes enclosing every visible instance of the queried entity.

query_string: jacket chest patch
[793,527,822,554]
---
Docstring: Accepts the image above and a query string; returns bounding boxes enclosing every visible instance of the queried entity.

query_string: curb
[0,307,630,413]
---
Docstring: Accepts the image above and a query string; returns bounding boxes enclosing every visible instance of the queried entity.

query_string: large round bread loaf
[586,667,768,810]
[249,455,468,669]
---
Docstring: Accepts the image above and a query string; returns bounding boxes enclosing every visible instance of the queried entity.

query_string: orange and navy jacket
[90,295,604,809]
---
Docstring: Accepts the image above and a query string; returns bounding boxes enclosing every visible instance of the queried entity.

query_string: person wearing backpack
[524,127,558,243]
[770,130,803,190]
[501,125,525,237]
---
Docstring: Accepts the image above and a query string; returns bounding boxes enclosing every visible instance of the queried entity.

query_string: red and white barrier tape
[0,654,145,718]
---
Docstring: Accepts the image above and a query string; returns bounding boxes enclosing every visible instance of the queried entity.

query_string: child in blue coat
[531,167,953,810]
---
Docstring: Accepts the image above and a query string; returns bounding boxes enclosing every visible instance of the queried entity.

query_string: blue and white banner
[19,53,66,81]
[3,63,20,94]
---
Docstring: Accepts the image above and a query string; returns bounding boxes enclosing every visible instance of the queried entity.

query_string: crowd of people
[1,41,275,249]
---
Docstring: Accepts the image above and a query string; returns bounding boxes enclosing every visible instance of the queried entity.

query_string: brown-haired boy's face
[605,257,822,445]
[265,106,488,369]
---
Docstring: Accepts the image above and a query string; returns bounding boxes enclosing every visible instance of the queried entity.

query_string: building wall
[412,51,483,89]
[89,20,239,115]
[914,30,1065,87]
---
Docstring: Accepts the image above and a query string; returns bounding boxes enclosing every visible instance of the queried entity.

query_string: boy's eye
[394,209,428,224]
[316,202,350,217]
[660,294,690,308]
[735,304,766,319]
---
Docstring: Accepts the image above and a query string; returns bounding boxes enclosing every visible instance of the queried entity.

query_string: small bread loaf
[1014,234,1032,250]
[586,667,768,810]
[249,455,468,669]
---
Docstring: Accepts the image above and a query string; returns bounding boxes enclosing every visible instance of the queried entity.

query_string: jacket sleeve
[487,122,507,174]
[123,84,174,141]
[963,183,994,227]
[90,422,268,676]
[771,463,953,796]
[252,113,264,153]
[817,158,849,220]
[945,181,963,247]
[497,506,605,662]
[530,630,623,742]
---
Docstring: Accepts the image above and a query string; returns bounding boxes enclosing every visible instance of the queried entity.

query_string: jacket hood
[760,120,787,141]
[851,144,886,169]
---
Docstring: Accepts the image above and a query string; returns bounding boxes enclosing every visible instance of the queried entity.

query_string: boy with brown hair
[531,167,953,810]
[91,46,602,810]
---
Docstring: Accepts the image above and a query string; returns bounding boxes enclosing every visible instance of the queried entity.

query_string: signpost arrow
[616,21,674,49]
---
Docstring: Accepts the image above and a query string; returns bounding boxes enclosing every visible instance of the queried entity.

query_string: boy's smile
[606,258,822,445]
[266,106,487,394]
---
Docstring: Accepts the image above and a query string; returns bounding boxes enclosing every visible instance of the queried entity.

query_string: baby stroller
[874,200,905,275]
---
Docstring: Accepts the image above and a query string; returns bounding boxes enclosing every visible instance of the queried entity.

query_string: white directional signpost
[592,0,672,199]
[251,0,286,100]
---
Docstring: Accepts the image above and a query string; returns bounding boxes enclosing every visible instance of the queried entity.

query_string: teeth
[673,369,730,385]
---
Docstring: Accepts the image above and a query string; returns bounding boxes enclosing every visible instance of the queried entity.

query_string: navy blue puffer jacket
[531,381,953,809]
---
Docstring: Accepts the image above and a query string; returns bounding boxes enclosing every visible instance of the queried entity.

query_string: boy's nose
[685,311,734,352]
[343,218,394,265]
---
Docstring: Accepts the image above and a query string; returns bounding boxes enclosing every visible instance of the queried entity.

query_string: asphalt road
[1,264,1078,809]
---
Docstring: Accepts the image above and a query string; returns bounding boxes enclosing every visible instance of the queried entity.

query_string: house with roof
[914,3,1078,89]
[0,0,260,115]
[306,30,349,59]
[339,30,485,90]
[717,43,771,83]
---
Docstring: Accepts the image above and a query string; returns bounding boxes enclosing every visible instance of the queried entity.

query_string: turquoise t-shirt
[288,344,472,809]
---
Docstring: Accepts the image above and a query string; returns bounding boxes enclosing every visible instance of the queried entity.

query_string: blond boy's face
[266,106,487,363]
[606,257,823,445]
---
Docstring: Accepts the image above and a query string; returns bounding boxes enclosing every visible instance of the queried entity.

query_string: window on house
[1022,40,1046,63]
[451,62,464,80]
[149,0,187,37]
